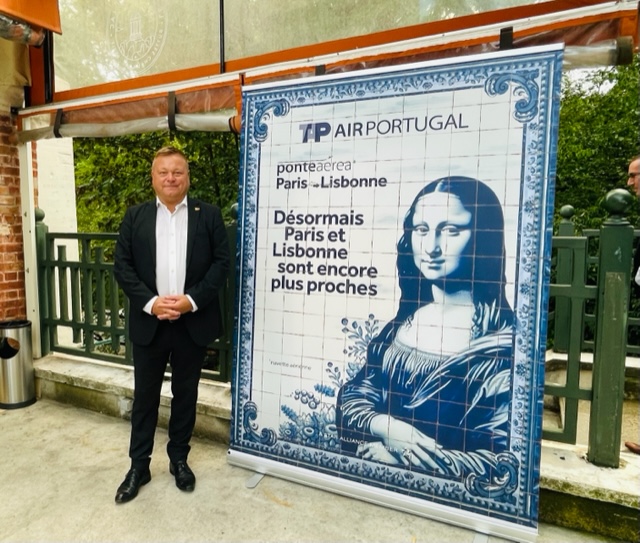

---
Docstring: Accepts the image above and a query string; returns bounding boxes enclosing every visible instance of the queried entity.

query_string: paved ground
[0,399,614,543]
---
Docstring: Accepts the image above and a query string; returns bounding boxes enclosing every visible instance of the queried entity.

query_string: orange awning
[17,0,640,140]
[0,0,61,33]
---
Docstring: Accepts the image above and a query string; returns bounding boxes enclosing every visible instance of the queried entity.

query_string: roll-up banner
[229,44,563,542]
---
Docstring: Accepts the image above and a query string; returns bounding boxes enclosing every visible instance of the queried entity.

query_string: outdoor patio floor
[0,398,617,543]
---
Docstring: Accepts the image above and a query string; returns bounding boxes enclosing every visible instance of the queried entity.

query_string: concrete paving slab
[0,399,613,543]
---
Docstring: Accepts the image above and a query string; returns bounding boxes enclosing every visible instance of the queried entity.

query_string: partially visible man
[629,154,640,293]
[113,146,230,502]
[626,154,640,456]
[627,154,640,196]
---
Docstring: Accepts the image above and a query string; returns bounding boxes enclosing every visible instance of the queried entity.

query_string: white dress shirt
[144,196,197,314]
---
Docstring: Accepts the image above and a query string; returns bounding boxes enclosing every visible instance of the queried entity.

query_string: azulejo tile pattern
[229,45,563,538]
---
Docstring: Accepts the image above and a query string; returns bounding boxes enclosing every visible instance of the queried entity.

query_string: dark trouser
[129,320,205,470]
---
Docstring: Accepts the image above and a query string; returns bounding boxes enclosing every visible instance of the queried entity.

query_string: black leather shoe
[115,467,151,504]
[169,460,195,491]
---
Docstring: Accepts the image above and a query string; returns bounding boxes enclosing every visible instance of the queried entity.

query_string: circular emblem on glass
[108,6,168,75]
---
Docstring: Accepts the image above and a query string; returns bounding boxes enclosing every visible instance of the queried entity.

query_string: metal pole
[219,0,226,74]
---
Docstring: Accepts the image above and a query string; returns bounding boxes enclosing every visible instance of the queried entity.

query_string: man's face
[151,153,190,209]
[627,158,640,197]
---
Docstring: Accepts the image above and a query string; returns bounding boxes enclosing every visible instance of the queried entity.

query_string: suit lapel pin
[195,207,200,211]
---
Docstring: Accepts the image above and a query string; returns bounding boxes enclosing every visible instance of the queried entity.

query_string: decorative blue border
[230,47,563,529]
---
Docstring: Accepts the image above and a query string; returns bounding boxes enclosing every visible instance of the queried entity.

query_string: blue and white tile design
[229,45,563,541]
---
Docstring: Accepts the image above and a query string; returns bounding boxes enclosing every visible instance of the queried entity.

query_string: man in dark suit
[113,146,230,503]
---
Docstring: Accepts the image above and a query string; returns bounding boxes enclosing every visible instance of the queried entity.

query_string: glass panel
[224,0,553,60]
[54,0,219,90]
[55,0,584,90]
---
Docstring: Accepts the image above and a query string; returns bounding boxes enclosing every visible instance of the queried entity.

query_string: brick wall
[0,114,26,321]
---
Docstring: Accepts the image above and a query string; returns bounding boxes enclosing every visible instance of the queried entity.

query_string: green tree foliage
[555,56,640,231]
[74,131,239,233]
[553,57,640,345]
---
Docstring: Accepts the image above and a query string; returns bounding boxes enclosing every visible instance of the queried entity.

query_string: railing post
[588,189,634,468]
[34,208,50,355]
[553,205,576,353]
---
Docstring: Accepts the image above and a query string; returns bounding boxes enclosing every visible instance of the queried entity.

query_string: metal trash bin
[0,320,36,409]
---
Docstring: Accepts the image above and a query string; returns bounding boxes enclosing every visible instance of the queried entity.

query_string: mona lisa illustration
[337,176,514,480]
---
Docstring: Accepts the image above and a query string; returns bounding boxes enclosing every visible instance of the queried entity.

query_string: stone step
[34,354,231,444]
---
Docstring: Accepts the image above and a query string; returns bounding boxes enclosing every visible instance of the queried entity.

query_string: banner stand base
[227,449,538,543]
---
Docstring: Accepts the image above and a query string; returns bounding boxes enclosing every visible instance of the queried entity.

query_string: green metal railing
[552,209,640,358]
[546,233,595,446]
[35,190,636,467]
[35,206,237,382]
[545,189,635,468]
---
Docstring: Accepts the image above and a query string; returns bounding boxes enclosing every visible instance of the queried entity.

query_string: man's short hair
[154,146,187,161]
[152,146,189,174]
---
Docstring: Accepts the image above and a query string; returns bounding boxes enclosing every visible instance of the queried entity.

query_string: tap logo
[300,122,332,143]
[300,114,468,143]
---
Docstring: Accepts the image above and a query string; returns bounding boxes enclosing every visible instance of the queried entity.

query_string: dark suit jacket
[114,197,230,347]
[633,236,640,298]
